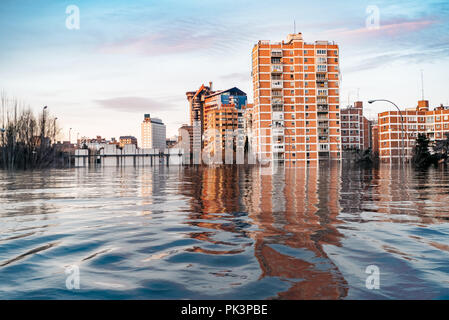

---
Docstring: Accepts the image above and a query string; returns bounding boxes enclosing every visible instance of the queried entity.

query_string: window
[304,50,308,54]
[317,49,327,55]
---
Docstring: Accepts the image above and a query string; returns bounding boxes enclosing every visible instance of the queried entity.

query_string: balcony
[273,144,285,152]
[271,65,283,73]
[317,105,328,112]
[272,111,284,121]
[271,80,283,89]
[273,153,284,161]
[317,98,327,104]
[272,127,284,136]
[272,98,283,105]
[319,135,329,142]
[272,105,283,112]
[271,50,282,57]
[318,115,328,120]
[318,121,329,128]
[316,82,328,89]
[317,90,328,97]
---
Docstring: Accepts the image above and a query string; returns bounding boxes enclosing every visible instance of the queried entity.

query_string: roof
[205,87,246,98]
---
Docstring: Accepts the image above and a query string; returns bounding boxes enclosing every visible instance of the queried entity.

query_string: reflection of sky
[1,0,448,140]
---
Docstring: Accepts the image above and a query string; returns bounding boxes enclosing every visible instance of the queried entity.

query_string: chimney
[354,101,363,109]
[209,81,213,91]
[417,100,429,111]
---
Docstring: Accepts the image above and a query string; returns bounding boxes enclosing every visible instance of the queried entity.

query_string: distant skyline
[1,0,449,142]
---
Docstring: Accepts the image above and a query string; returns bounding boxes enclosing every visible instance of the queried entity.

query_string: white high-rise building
[141,114,166,150]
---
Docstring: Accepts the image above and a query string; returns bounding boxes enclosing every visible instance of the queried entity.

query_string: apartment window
[445,124,449,129]
[291,90,294,94]
[304,50,308,54]
[305,74,308,78]
[444,116,448,120]
[305,58,308,62]
[304,66,308,70]
[317,49,327,55]
[436,116,441,121]
[305,89,309,94]
[290,58,293,63]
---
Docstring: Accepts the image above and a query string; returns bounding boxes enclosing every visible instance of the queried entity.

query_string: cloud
[94,96,176,113]
[335,19,435,37]
[219,72,251,82]
[97,17,270,57]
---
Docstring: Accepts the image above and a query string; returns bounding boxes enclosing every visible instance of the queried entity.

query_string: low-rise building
[119,136,138,148]
[340,101,371,151]
[378,100,449,162]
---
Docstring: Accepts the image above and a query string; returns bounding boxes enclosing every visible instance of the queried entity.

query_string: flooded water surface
[0,164,448,299]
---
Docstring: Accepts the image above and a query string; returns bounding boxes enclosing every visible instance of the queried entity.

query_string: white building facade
[141,114,167,150]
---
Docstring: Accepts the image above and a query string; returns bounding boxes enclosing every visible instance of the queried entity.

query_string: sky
[1,0,449,142]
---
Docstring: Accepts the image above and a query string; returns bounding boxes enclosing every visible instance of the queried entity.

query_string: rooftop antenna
[294,19,296,34]
[421,69,425,100]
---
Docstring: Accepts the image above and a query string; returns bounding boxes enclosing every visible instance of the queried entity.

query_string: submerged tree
[433,132,449,163]
[412,134,437,168]
[0,92,62,170]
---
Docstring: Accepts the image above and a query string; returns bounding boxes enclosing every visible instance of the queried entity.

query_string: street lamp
[53,117,58,143]
[368,99,406,164]
[69,128,72,144]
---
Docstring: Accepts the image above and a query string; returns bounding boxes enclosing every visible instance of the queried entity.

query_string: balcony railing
[318,121,329,128]
[271,98,283,105]
[272,111,284,120]
[271,65,283,73]
[272,105,283,112]
[317,90,328,97]
[271,80,283,89]
[317,106,329,112]
[271,50,282,57]
[272,128,284,136]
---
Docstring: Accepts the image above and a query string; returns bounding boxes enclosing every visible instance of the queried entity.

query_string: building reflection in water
[179,164,348,299]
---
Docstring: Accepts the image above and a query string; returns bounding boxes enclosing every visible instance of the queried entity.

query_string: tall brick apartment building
[250,33,341,164]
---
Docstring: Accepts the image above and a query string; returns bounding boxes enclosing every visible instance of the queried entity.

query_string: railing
[271,50,282,57]
[317,107,328,112]
[271,80,283,89]
[272,111,284,120]
[271,65,283,73]
[318,122,329,128]
[272,128,284,136]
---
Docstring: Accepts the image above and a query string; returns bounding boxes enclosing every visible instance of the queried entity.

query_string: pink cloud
[331,19,436,38]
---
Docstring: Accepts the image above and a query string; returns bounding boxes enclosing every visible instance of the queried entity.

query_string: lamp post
[69,128,72,144]
[42,106,48,148]
[368,99,406,164]
[53,117,58,144]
